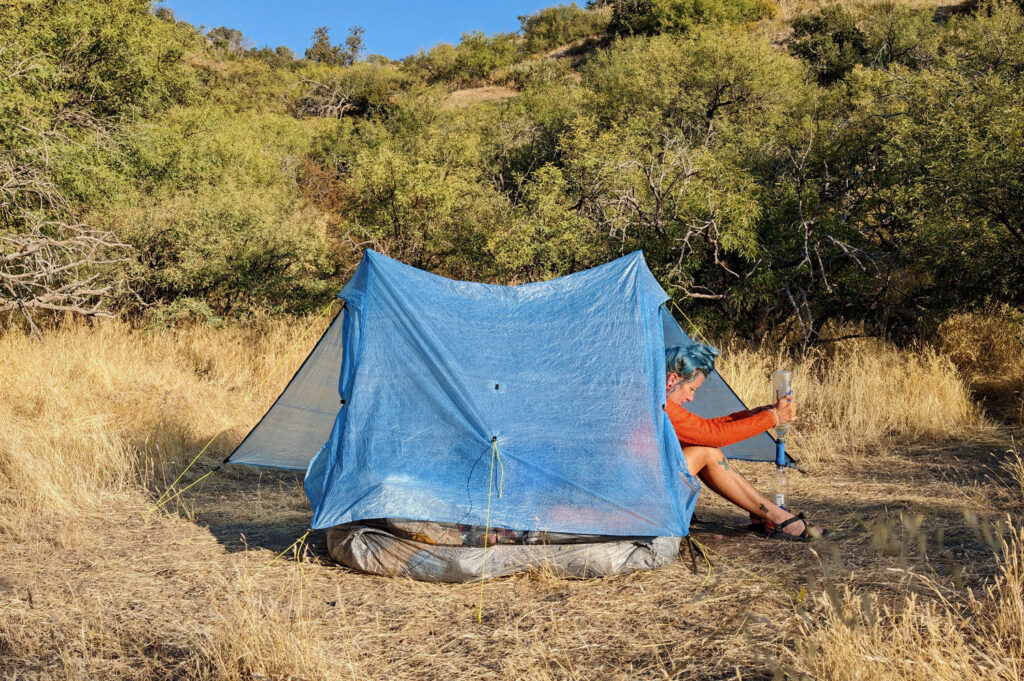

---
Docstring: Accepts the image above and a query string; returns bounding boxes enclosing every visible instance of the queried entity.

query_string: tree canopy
[2,0,1021,343]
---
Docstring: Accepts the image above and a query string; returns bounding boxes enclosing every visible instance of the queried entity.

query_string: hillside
[2,0,1023,350]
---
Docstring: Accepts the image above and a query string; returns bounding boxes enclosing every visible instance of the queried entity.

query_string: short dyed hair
[665,343,719,382]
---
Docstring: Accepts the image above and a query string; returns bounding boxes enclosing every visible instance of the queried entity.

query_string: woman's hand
[772,395,797,425]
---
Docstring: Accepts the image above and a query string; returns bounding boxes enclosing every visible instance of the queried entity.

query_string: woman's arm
[664,401,777,448]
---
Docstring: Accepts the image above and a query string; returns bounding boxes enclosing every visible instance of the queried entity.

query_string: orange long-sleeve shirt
[664,400,776,449]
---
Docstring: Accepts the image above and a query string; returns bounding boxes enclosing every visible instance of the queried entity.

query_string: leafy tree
[454,31,520,85]
[609,0,777,36]
[305,25,364,66]
[404,31,519,87]
[0,0,199,332]
[404,43,460,84]
[573,31,824,335]
[306,26,338,64]
[107,105,340,317]
[250,45,297,68]
[519,3,610,54]
[609,0,654,35]
[789,5,867,85]
[207,26,248,54]
[872,1,1024,317]
[290,63,414,119]
[344,26,366,64]
[860,3,939,69]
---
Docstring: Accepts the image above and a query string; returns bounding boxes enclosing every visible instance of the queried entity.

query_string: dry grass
[0,316,332,518]
[938,309,1024,426]
[0,318,1021,680]
[774,0,955,22]
[717,336,984,468]
[785,515,1024,681]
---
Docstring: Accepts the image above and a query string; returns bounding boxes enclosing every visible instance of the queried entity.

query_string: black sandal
[763,512,828,542]
[746,516,771,533]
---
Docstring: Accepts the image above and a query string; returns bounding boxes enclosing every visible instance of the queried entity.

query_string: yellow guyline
[477,437,504,623]
[146,298,338,517]
[247,529,313,585]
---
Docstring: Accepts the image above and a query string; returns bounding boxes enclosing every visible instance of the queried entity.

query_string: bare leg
[682,446,820,537]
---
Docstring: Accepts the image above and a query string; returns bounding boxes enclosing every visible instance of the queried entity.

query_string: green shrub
[789,5,867,84]
[609,0,777,36]
[501,57,577,90]
[404,31,520,88]
[519,4,611,54]
[582,30,807,136]
[290,62,413,119]
[249,45,298,69]
[118,188,337,317]
[0,0,201,329]
[860,3,939,69]
[454,31,520,86]
[403,43,460,84]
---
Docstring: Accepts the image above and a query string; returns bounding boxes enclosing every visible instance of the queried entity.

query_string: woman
[665,343,826,541]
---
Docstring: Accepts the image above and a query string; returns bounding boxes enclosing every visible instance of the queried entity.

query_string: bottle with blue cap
[771,370,792,510]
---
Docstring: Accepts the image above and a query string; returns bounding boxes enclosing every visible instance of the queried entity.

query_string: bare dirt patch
[442,86,519,110]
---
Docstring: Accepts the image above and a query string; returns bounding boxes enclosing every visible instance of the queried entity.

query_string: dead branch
[0,224,133,334]
[290,78,358,119]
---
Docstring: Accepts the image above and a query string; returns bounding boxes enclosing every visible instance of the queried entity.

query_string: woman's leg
[682,446,820,536]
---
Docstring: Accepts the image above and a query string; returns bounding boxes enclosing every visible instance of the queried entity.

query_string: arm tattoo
[759,504,768,514]
[716,456,731,471]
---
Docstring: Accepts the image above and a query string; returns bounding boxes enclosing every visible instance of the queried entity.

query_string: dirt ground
[2,428,1018,680]
[442,85,520,109]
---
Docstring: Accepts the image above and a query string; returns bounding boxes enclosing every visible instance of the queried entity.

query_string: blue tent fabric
[304,250,698,536]
[229,249,783,537]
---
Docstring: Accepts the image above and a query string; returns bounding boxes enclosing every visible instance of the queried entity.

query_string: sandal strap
[776,512,808,536]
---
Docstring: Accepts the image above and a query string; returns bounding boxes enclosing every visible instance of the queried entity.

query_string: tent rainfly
[227,250,784,550]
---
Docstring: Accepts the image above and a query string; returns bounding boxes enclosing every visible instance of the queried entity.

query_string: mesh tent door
[227,308,345,471]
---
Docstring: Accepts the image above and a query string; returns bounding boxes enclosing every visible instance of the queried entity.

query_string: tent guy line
[477,436,504,622]
[145,297,339,517]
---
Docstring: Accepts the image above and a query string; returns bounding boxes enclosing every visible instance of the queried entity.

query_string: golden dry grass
[0,318,1021,680]
[938,309,1024,426]
[785,510,1024,681]
[716,337,985,468]
[774,0,956,22]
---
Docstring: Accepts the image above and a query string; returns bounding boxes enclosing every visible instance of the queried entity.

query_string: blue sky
[159,1,562,60]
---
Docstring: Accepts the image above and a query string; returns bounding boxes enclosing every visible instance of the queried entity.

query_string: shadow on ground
[167,463,325,556]
[167,430,1018,572]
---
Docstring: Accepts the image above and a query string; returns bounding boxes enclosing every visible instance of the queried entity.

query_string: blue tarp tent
[229,250,781,538]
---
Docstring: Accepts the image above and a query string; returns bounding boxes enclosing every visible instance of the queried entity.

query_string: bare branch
[290,77,358,119]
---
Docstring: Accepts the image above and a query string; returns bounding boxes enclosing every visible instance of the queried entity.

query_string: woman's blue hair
[665,343,719,382]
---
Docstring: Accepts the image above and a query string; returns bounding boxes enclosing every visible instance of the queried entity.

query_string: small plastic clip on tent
[771,370,792,510]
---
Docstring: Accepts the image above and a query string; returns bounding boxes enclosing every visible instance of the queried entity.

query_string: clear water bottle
[771,370,792,439]
[772,465,788,510]
[771,370,792,509]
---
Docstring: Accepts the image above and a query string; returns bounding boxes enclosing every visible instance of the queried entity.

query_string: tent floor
[326,523,681,582]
